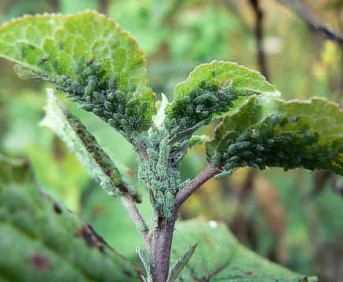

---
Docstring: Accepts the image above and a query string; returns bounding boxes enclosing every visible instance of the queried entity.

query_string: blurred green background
[0,0,342,281]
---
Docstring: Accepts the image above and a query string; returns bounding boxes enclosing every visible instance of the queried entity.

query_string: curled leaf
[207,95,343,175]
[41,88,141,201]
[0,11,155,134]
[165,61,278,139]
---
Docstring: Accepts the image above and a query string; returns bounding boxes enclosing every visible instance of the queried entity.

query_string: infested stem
[148,165,219,281]
[135,141,220,281]
[120,195,151,249]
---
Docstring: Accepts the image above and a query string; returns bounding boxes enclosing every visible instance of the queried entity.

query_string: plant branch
[276,0,343,44]
[120,195,151,249]
[176,164,220,208]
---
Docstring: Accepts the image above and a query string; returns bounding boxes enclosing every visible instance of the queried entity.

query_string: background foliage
[0,0,342,281]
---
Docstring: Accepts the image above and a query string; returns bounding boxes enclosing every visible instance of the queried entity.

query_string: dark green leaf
[172,219,317,281]
[41,89,141,201]
[0,155,139,281]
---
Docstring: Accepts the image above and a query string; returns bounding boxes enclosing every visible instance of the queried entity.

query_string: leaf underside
[207,95,343,175]
[41,89,140,201]
[165,61,278,138]
[172,219,317,281]
[0,11,155,134]
[0,155,139,282]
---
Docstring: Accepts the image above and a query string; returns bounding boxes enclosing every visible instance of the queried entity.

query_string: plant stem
[120,195,151,249]
[151,213,177,282]
[175,164,220,208]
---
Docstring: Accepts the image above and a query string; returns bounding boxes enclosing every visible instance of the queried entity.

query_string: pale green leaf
[167,243,197,282]
[0,155,139,281]
[207,95,343,175]
[165,61,278,139]
[41,89,141,201]
[153,93,170,129]
[172,219,317,281]
[0,11,155,133]
[137,247,153,281]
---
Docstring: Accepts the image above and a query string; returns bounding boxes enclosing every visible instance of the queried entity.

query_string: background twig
[249,0,270,80]
[276,0,343,44]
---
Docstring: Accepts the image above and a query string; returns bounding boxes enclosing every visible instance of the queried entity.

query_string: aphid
[215,170,231,179]
[14,64,40,80]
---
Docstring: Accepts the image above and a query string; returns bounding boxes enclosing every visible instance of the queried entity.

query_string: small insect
[13,64,40,80]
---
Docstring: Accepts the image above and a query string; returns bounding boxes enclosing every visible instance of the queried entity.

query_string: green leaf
[0,11,155,134]
[0,155,139,281]
[60,0,98,14]
[165,61,278,140]
[41,89,141,202]
[207,95,343,175]
[172,219,317,281]
[167,244,198,282]
[137,247,153,281]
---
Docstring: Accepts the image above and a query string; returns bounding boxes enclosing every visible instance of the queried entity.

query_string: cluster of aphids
[51,58,148,135]
[135,130,183,218]
[63,109,141,201]
[213,115,336,178]
[166,81,241,137]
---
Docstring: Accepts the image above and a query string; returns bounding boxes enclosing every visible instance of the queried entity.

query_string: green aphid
[104,101,114,112]
[200,111,209,117]
[215,170,231,179]
[74,57,85,75]
[229,156,240,163]
[237,131,251,142]
[115,103,124,114]
[107,77,117,89]
[127,98,138,107]
[194,93,212,104]
[151,180,162,190]
[93,107,103,116]
[93,91,105,103]
[255,145,264,151]
[120,118,129,127]
[156,191,164,204]
[166,191,174,207]
[147,148,159,159]
[196,104,204,113]
[80,103,93,111]
[111,113,121,121]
